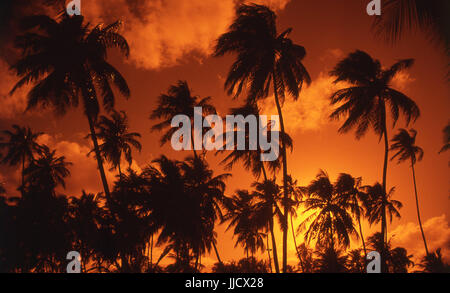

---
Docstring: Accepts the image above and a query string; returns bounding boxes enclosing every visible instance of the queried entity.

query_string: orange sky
[0,0,449,269]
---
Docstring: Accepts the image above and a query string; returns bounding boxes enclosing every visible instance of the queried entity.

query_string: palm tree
[334,173,368,257]
[373,0,449,49]
[223,190,265,259]
[363,183,403,245]
[439,122,450,153]
[11,14,131,201]
[314,245,348,273]
[91,110,142,177]
[146,156,228,268]
[417,248,450,273]
[329,50,420,251]
[251,179,283,273]
[23,146,72,194]
[298,170,358,250]
[214,3,311,272]
[346,249,366,273]
[180,156,231,266]
[390,128,428,255]
[150,80,216,158]
[367,232,414,273]
[0,125,44,188]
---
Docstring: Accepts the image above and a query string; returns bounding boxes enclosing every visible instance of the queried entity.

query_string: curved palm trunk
[269,218,280,273]
[261,163,280,273]
[212,241,223,265]
[272,70,289,273]
[87,113,111,202]
[381,104,389,273]
[411,162,429,255]
[290,212,304,272]
[355,198,367,258]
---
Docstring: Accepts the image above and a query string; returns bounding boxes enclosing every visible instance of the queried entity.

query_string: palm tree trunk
[190,127,198,159]
[381,105,389,273]
[269,217,280,273]
[266,224,273,273]
[355,198,367,258]
[118,162,122,178]
[212,241,223,265]
[260,163,280,273]
[291,213,304,272]
[21,154,25,192]
[87,113,111,202]
[272,70,289,273]
[411,162,429,255]
[357,212,367,258]
[150,234,153,269]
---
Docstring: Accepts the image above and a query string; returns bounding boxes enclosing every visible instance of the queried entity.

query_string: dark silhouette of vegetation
[11,14,131,203]
[329,50,420,271]
[1,4,447,274]
[215,4,311,273]
[390,129,428,255]
[90,110,142,177]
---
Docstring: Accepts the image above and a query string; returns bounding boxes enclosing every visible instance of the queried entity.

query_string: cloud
[390,71,416,91]
[260,72,344,133]
[82,0,291,70]
[389,215,450,265]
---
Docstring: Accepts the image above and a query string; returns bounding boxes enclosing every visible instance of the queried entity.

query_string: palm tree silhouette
[216,102,292,273]
[334,173,368,257]
[329,50,420,253]
[417,248,450,273]
[150,80,216,158]
[10,14,131,202]
[251,179,283,273]
[0,125,44,189]
[298,170,358,250]
[90,110,142,177]
[390,128,429,255]
[145,155,228,269]
[367,232,414,273]
[363,182,403,270]
[214,3,311,272]
[23,146,72,195]
[373,0,449,49]
[314,245,348,273]
[217,102,292,181]
[346,249,365,273]
[224,190,265,259]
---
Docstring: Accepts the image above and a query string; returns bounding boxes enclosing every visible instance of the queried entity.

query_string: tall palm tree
[11,15,131,201]
[390,128,428,255]
[334,173,368,257]
[251,179,283,273]
[150,80,216,158]
[329,50,420,251]
[91,110,142,177]
[216,102,292,273]
[180,156,231,266]
[224,190,265,259]
[363,183,403,252]
[0,125,44,188]
[298,170,358,250]
[23,146,72,194]
[214,3,311,272]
